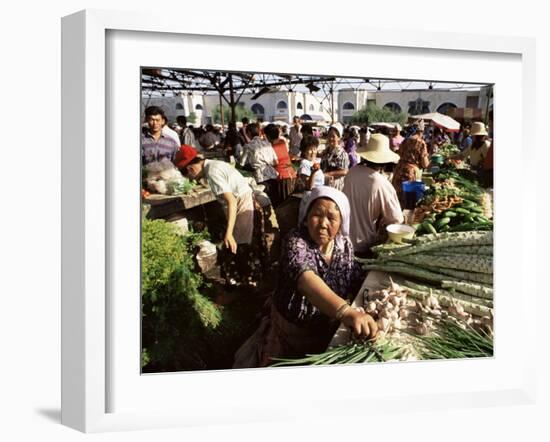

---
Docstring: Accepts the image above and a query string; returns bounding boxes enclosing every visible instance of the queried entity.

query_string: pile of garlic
[363,280,413,336]
[364,279,492,338]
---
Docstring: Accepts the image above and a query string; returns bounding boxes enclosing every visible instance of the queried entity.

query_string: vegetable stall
[271,156,494,367]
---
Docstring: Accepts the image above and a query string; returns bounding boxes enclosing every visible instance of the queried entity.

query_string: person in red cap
[175,145,268,291]
[174,144,199,171]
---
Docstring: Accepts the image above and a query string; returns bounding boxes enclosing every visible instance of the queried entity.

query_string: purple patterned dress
[272,226,365,330]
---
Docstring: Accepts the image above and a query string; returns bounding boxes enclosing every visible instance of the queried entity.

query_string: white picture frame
[61,9,537,433]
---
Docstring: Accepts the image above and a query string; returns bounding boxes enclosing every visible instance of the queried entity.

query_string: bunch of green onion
[407,317,493,359]
[269,337,404,367]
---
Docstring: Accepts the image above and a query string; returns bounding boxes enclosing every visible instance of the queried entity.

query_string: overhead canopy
[141,67,490,126]
[410,112,461,132]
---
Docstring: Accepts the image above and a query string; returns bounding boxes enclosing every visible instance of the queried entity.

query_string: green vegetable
[269,338,405,366]
[475,215,490,223]
[426,245,493,256]
[141,218,222,371]
[460,200,476,209]
[389,231,493,256]
[443,210,457,218]
[441,280,493,300]
[403,280,493,307]
[423,221,438,235]
[392,253,492,274]
[362,262,460,284]
[453,207,471,215]
[420,265,493,285]
[434,217,451,229]
[407,318,493,359]
[403,285,493,317]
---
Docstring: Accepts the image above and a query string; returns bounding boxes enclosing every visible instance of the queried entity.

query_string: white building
[203,90,333,124]
[142,87,490,127]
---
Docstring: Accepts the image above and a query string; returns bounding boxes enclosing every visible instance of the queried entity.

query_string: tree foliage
[212,104,255,124]
[187,111,197,125]
[351,103,408,127]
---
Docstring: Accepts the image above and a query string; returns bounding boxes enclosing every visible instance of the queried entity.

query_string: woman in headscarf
[233,186,377,368]
[320,126,350,191]
[391,120,430,207]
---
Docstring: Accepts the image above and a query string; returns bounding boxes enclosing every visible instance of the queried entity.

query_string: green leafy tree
[351,102,408,127]
[212,104,255,124]
[187,111,197,125]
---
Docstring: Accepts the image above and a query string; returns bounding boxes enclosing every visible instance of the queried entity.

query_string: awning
[410,112,460,132]
[370,122,402,131]
[300,113,325,121]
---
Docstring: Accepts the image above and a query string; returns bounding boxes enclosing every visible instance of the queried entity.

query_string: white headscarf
[298,185,351,237]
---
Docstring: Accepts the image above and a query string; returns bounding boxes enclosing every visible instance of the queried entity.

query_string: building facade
[141,87,490,127]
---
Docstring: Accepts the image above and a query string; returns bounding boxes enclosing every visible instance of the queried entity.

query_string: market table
[144,184,217,219]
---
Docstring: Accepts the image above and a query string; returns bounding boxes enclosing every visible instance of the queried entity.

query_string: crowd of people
[141,105,494,368]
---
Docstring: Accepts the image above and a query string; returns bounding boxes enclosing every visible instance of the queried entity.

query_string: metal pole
[330,86,335,124]
[219,92,224,129]
[229,73,236,123]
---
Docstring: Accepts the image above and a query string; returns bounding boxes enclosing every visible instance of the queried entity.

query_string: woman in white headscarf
[233,186,378,368]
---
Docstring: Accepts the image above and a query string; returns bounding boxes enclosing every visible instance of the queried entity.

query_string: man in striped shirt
[141,106,180,165]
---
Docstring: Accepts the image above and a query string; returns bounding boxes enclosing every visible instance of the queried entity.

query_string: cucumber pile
[414,164,492,235]
[416,198,493,234]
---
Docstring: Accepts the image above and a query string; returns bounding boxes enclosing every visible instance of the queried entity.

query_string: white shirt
[244,137,278,183]
[162,125,181,147]
[343,165,404,253]
[203,159,252,203]
[181,127,199,150]
[298,159,325,188]
[203,159,254,244]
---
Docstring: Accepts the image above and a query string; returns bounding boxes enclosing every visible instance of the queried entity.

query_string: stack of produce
[413,165,492,234]
[363,230,493,288]
[437,143,461,158]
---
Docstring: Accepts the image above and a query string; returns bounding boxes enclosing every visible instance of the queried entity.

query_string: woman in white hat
[391,119,430,206]
[453,121,491,171]
[343,134,404,256]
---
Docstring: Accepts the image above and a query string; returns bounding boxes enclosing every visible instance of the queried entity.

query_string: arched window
[195,104,203,110]
[319,105,323,112]
[175,103,184,110]
[383,102,402,113]
[251,103,265,116]
[277,101,288,109]
[436,102,457,115]
[342,102,355,110]
[309,104,315,111]
[408,98,430,115]
[297,102,303,110]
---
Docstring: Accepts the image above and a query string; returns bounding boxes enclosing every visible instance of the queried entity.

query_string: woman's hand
[224,233,238,254]
[341,308,378,340]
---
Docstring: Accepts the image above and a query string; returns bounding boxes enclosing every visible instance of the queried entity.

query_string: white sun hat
[357,133,400,164]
